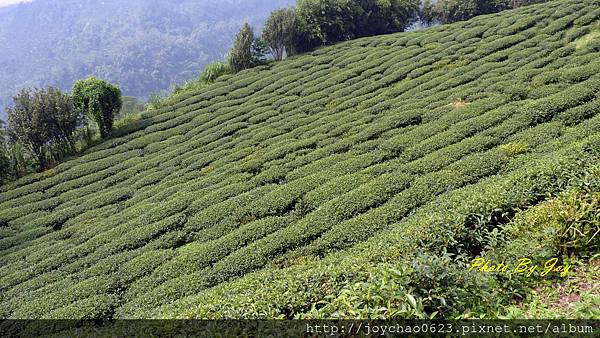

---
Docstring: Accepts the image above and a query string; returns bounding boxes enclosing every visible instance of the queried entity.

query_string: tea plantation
[1,0,599,320]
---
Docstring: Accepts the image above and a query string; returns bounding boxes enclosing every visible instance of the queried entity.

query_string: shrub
[199,62,232,83]
[7,87,82,170]
[554,190,600,256]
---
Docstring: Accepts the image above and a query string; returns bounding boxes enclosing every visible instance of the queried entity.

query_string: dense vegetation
[72,77,123,139]
[292,0,420,48]
[0,78,124,184]
[5,87,82,170]
[421,0,547,24]
[168,0,553,87]
[0,0,294,119]
[0,0,599,323]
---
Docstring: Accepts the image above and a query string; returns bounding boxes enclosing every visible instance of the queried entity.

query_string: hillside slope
[0,0,600,320]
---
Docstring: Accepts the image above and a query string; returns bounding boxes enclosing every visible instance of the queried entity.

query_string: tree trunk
[34,145,47,171]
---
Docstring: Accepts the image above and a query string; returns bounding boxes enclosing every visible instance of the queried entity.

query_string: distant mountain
[0,0,295,119]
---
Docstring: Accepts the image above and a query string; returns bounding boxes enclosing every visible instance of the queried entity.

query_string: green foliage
[199,62,233,83]
[228,23,259,72]
[421,0,545,25]
[300,264,430,319]
[356,0,421,36]
[501,259,599,319]
[72,77,123,139]
[0,121,10,183]
[475,162,600,318]
[170,62,234,99]
[263,8,302,60]
[507,184,600,258]
[0,0,598,322]
[6,87,81,170]
[299,254,498,319]
[553,192,600,257]
[295,0,420,46]
[2,142,36,181]
[499,142,529,156]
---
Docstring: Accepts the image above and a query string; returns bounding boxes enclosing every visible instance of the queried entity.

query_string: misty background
[0,0,295,119]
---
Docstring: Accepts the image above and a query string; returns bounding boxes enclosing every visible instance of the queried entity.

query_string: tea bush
[0,0,598,320]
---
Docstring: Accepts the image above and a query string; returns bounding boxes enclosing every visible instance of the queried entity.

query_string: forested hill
[0,0,294,119]
[0,0,599,323]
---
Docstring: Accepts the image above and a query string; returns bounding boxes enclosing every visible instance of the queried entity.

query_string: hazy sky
[0,0,31,7]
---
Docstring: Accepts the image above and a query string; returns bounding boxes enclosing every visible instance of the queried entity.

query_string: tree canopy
[0,120,8,182]
[263,8,302,60]
[6,87,80,170]
[295,0,420,45]
[421,0,545,24]
[72,77,123,139]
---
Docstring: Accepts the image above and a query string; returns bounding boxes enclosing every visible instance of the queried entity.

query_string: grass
[502,259,599,319]
[0,0,599,321]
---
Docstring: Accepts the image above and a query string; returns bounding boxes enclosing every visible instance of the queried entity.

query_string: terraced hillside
[1,0,600,320]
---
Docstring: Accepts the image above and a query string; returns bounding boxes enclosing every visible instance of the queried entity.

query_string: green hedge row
[1,0,599,319]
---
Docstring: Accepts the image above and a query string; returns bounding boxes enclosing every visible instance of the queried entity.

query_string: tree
[0,120,9,183]
[72,77,123,138]
[295,0,420,46]
[509,0,546,8]
[251,36,270,64]
[6,87,81,170]
[263,8,301,60]
[420,0,530,25]
[295,0,359,44]
[421,0,473,24]
[0,119,6,143]
[147,92,165,111]
[228,23,257,72]
[356,0,421,37]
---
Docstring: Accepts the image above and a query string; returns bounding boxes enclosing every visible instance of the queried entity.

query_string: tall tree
[356,0,420,37]
[0,119,6,142]
[228,23,257,72]
[72,77,123,139]
[7,87,81,170]
[295,0,358,44]
[0,120,9,183]
[263,8,301,60]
